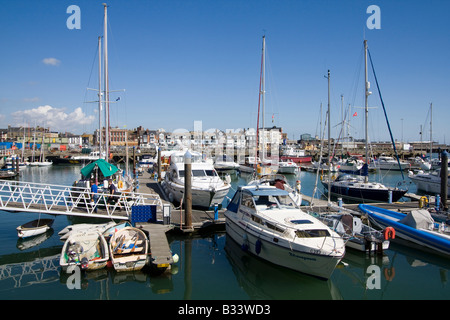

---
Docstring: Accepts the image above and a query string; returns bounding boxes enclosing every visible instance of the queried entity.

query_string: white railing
[0,179,162,220]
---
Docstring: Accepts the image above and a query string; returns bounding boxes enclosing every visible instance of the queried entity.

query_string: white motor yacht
[277,160,298,174]
[163,150,231,208]
[408,168,450,194]
[224,185,345,279]
[374,156,409,171]
[214,155,240,173]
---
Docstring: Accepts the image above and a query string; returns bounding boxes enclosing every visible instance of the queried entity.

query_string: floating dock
[136,170,226,232]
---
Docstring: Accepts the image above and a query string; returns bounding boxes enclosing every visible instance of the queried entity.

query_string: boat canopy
[81,159,119,178]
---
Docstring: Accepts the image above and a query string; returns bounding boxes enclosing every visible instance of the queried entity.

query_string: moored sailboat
[321,40,407,203]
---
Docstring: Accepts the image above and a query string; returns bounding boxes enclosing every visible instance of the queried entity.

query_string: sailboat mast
[430,102,433,160]
[98,35,103,159]
[327,69,331,204]
[364,40,370,183]
[261,35,266,162]
[103,3,110,163]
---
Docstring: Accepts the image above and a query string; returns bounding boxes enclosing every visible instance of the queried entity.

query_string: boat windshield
[253,194,297,210]
[192,169,218,177]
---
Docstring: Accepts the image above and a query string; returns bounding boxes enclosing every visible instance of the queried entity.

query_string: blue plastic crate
[131,205,157,225]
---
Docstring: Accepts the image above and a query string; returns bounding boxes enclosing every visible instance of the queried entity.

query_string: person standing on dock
[90,180,98,213]
[108,179,122,210]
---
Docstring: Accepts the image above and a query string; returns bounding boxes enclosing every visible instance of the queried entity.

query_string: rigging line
[82,40,101,134]
[367,49,404,181]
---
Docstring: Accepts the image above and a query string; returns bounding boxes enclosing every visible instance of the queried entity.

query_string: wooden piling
[184,151,193,231]
[157,147,161,183]
[441,151,448,211]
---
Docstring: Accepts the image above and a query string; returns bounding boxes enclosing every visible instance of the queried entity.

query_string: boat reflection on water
[224,235,342,300]
[16,229,54,251]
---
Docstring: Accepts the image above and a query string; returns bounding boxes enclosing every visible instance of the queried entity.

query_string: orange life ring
[383,227,395,240]
[384,267,395,281]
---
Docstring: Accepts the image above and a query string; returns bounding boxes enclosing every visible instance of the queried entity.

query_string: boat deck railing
[0,179,162,220]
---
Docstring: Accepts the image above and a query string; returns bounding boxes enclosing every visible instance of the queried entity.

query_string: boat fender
[255,239,262,255]
[384,267,395,281]
[419,196,428,208]
[241,234,249,251]
[383,227,395,240]
[118,180,123,189]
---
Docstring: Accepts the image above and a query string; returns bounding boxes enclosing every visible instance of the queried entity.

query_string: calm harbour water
[0,164,449,301]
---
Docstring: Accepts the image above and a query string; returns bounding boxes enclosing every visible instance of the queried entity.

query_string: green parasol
[80,159,119,178]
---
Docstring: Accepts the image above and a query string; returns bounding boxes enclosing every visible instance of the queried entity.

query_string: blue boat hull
[359,204,450,256]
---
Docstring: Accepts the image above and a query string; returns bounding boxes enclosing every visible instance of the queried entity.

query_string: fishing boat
[60,230,110,271]
[16,218,54,238]
[280,146,312,164]
[162,150,231,208]
[359,204,450,257]
[408,168,450,194]
[224,184,345,279]
[311,212,391,252]
[109,226,149,272]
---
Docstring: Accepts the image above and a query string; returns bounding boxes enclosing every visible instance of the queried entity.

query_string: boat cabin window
[205,169,218,177]
[295,229,331,238]
[276,194,297,207]
[251,215,263,224]
[178,170,185,178]
[192,170,206,177]
[254,195,277,208]
[266,222,285,233]
[241,193,255,209]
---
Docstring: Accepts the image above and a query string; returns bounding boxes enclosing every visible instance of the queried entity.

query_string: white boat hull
[409,176,450,194]
[277,165,297,174]
[164,180,230,208]
[17,226,51,238]
[225,216,342,280]
[17,219,54,238]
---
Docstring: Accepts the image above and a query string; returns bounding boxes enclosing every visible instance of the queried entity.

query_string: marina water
[1,165,449,300]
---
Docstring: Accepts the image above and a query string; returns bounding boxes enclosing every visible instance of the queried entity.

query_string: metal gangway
[0,179,162,220]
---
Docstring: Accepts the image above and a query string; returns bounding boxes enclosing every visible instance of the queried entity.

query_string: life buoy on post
[383,227,395,240]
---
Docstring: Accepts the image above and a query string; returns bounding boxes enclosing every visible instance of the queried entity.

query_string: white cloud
[12,105,95,133]
[42,57,61,66]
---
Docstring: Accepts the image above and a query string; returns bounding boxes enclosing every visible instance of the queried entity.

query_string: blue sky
[1,0,449,144]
